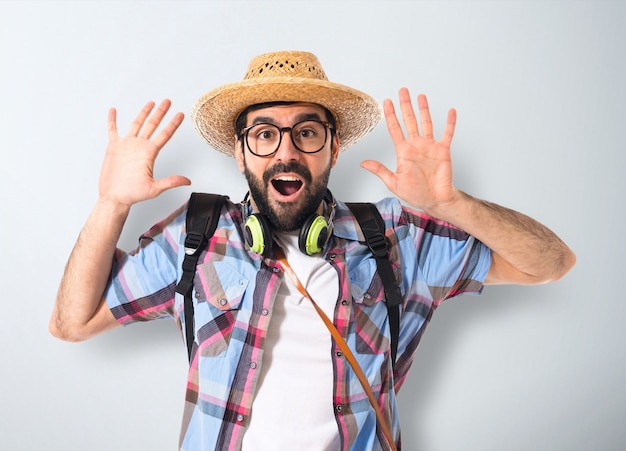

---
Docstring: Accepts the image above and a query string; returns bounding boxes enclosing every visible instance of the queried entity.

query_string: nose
[273,129,300,161]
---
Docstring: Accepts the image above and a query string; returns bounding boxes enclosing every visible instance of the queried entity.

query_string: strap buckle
[366,232,388,258]
[183,231,206,256]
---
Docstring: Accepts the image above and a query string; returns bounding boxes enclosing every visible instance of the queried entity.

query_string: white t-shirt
[242,231,341,450]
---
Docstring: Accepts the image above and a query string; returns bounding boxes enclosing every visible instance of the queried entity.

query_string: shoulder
[138,195,241,247]
[334,196,435,233]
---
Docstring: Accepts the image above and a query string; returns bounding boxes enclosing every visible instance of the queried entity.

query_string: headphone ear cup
[245,214,273,256]
[299,214,330,256]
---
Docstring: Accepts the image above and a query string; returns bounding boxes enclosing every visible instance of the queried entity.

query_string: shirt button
[329,253,337,260]
[194,292,201,300]
[335,404,343,413]
[219,298,228,306]
[236,414,244,422]
[272,267,281,273]
[341,299,348,306]
[249,362,257,369]
[335,352,343,358]
[261,308,269,316]
[364,293,372,300]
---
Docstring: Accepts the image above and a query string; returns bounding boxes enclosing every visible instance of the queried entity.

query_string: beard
[244,160,331,232]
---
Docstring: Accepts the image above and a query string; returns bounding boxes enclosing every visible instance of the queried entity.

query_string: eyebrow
[250,112,324,126]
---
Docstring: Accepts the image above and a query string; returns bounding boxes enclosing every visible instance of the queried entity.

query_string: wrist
[422,189,470,222]
[95,196,132,218]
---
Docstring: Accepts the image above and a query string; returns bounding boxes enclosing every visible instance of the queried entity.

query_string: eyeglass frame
[238,119,335,158]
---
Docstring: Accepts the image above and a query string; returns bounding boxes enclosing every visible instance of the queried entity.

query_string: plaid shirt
[105,196,491,450]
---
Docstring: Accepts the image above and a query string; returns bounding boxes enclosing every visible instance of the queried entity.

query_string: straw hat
[191,50,382,157]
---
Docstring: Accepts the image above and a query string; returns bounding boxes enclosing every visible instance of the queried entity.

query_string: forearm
[50,199,130,341]
[427,190,576,284]
[370,90,574,284]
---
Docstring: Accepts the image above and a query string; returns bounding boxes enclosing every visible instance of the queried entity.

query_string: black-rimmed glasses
[239,120,333,157]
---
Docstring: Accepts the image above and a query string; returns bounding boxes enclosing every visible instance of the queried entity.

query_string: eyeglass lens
[245,120,328,156]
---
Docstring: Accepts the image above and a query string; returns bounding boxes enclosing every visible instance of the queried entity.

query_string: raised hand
[99,99,191,207]
[361,88,458,215]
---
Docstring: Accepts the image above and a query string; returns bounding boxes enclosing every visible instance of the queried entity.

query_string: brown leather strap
[274,245,397,451]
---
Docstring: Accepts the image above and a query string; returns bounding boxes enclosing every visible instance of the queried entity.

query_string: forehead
[245,102,327,124]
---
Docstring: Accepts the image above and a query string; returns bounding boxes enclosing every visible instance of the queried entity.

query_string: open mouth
[271,176,303,196]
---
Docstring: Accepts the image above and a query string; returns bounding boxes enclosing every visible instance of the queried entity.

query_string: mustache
[262,162,312,185]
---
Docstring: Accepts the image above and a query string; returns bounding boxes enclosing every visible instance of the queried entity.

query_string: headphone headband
[242,189,335,256]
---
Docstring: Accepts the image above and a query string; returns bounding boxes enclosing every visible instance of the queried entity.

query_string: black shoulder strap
[175,192,227,362]
[346,202,403,366]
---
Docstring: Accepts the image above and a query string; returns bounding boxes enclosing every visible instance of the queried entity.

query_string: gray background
[1,1,624,450]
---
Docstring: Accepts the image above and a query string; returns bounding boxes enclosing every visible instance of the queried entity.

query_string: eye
[299,128,316,139]
[252,125,278,141]
[295,121,322,139]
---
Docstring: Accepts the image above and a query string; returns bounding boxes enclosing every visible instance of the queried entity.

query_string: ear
[330,135,340,168]
[235,138,245,172]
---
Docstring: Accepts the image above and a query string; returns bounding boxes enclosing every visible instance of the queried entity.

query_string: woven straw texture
[191,51,382,156]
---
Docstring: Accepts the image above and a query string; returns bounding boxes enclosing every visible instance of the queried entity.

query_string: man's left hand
[361,87,459,216]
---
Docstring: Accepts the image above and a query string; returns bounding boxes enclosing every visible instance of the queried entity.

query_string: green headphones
[244,190,335,257]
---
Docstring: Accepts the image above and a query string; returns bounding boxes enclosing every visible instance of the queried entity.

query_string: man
[50,51,575,450]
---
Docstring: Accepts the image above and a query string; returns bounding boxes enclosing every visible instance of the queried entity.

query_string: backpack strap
[175,192,227,363]
[346,202,403,366]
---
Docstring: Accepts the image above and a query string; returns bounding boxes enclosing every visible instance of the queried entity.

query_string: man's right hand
[100,99,191,208]
[50,99,191,342]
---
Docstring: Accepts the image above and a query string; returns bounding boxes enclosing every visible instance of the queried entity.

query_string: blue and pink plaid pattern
[105,196,491,450]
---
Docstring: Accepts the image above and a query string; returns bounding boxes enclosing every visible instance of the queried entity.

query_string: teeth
[274,176,301,182]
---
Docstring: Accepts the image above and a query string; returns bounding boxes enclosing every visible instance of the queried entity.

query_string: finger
[127,101,156,137]
[360,160,395,189]
[151,175,192,198]
[398,87,420,138]
[153,112,185,149]
[417,94,433,139]
[107,107,118,140]
[140,99,173,139]
[441,108,457,147]
[383,98,406,145]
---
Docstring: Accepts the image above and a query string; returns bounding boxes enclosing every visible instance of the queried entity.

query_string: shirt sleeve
[383,198,492,306]
[104,204,187,324]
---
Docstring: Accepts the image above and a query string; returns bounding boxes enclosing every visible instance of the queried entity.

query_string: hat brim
[191,77,382,157]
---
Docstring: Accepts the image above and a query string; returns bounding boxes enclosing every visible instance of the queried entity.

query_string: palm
[99,100,190,207]
[361,89,457,214]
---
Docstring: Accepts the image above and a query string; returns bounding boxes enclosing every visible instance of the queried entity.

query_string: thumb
[360,160,395,188]
[151,175,192,197]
